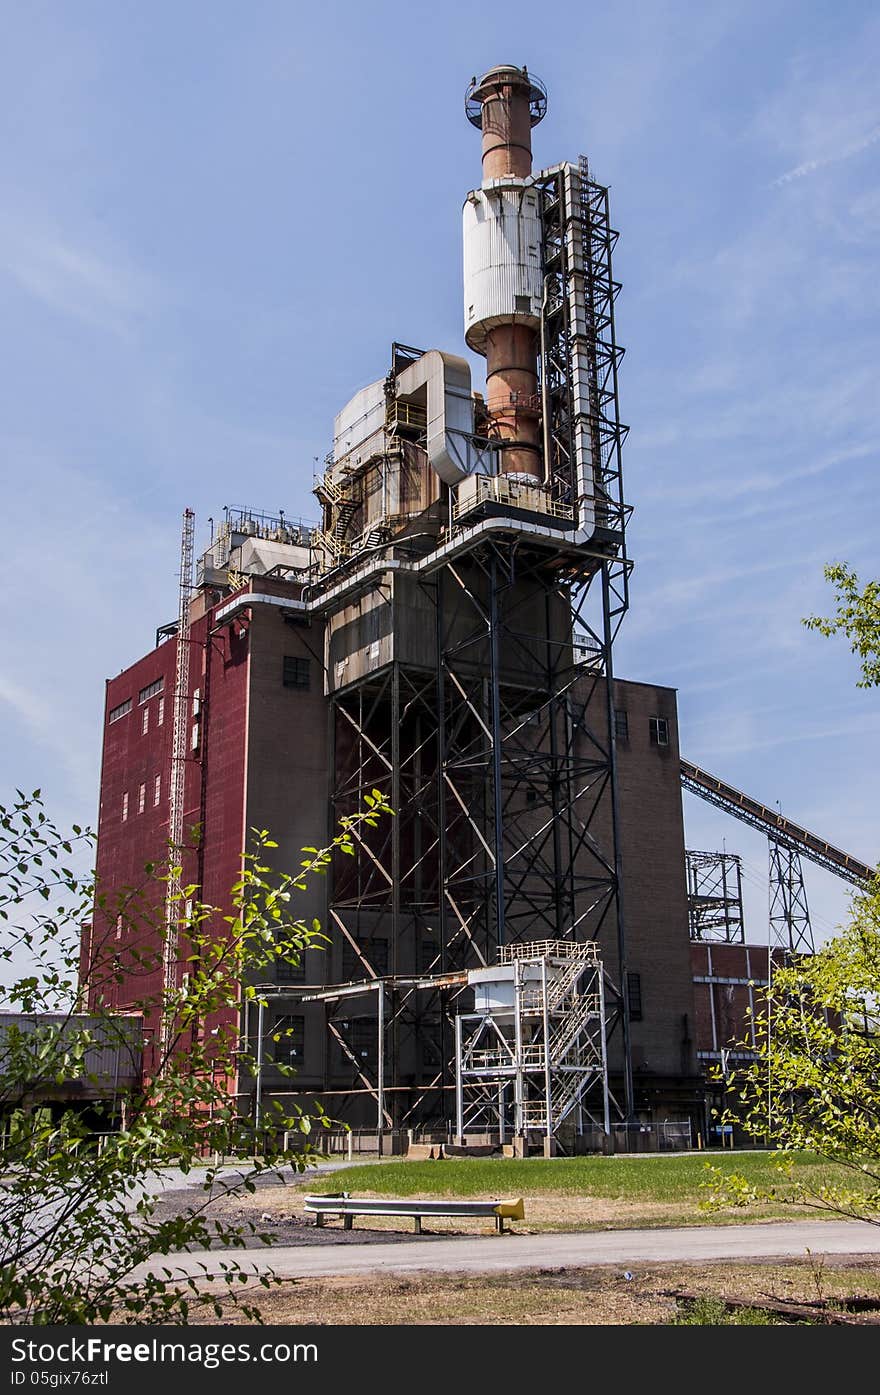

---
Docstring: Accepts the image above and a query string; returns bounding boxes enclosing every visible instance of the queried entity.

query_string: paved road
[130,1219,880,1283]
[128,1157,374,1207]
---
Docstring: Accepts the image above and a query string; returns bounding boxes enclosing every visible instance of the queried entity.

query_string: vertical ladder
[160,507,195,1063]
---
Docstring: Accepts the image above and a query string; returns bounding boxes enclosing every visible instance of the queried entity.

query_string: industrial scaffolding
[686,850,745,943]
[320,162,634,1132]
[455,940,610,1145]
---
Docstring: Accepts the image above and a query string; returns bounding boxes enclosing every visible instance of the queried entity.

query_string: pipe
[540,274,551,483]
[254,996,265,1131]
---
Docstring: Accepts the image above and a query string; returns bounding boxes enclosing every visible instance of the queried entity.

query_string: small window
[157,695,165,726]
[420,939,439,975]
[337,1019,377,1064]
[192,687,201,717]
[137,783,146,815]
[142,707,149,736]
[342,938,388,980]
[108,698,131,724]
[282,655,311,690]
[514,294,531,314]
[614,709,629,743]
[277,951,306,984]
[649,716,669,747]
[272,1014,304,1066]
[153,774,161,807]
[350,1020,377,1061]
[627,971,643,1022]
[121,791,129,822]
[138,677,164,704]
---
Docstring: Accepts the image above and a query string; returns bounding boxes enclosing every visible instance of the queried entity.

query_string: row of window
[109,679,165,727]
[141,696,165,734]
[613,711,670,747]
[276,936,443,985]
[121,774,162,821]
[267,1016,384,1068]
[267,1014,377,1067]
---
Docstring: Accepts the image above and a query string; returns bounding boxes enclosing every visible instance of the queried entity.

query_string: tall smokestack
[463,66,547,479]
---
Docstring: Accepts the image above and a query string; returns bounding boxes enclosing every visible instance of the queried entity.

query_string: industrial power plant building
[84,66,872,1152]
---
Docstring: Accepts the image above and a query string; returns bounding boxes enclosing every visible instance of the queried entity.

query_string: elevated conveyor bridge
[680,758,876,890]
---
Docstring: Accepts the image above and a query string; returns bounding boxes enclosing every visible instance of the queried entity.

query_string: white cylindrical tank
[468,962,544,1013]
[463,177,543,355]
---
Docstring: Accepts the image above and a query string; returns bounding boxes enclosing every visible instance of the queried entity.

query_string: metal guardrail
[500,940,598,964]
[451,474,575,523]
[303,1193,525,1234]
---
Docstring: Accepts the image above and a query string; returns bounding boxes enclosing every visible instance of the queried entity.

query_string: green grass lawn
[301,1151,856,1206]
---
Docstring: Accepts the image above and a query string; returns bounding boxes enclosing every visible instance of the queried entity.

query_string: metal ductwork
[395,349,492,486]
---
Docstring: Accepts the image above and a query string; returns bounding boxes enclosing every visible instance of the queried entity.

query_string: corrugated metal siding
[0,1013,143,1088]
[463,183,543,344]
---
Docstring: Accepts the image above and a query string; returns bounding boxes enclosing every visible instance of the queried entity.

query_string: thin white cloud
[0,675,54,738]
[0,220,155,335]
[773,123,880,187]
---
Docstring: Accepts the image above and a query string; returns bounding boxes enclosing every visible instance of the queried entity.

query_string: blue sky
[1,0,877,945]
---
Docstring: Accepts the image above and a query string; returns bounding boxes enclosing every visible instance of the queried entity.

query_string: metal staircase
[313,470,359,563]
[456,941,610,1148]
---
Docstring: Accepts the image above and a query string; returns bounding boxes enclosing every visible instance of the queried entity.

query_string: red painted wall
[88,604,250,1080]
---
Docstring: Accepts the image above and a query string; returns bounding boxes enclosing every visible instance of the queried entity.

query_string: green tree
[803,563,880,688]
[704,881,880,1222]
[0,787,390,1324]
[704,566,879,1218]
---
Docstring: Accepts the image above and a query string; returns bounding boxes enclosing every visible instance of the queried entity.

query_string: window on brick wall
[142,706,149,736]
[282,655,310,689]
[157,695,165,726]
[137,783,146,815]
[614,709,629,742]
[271,1014,304,1065]
[342,938,388,980]
[627,971,643,1021]
[153,774,161,807]
[108,698,131,724]
[138,677,164,704]
[649,716,669,747]
[122,791,129,822]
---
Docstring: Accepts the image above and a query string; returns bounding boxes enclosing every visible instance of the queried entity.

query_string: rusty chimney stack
[464,66,547,479]
[473,63,537,179]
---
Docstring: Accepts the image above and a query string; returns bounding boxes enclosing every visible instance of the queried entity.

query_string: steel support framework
[323,158,634,1129]
[769,840,814,954]
[686,850,745,943]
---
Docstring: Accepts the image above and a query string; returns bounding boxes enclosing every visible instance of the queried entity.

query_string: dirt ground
[185,1256,880,1325]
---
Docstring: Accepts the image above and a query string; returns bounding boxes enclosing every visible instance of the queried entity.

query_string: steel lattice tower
[769,839,814,954]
